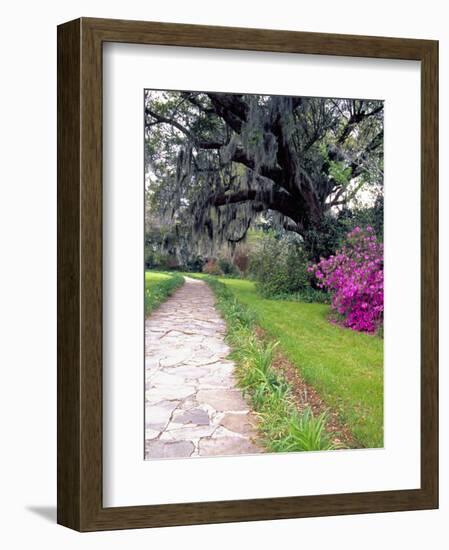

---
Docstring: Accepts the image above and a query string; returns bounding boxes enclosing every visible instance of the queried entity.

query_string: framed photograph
[57,17,438,531]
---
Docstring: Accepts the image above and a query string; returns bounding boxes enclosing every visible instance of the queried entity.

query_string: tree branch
[337,104,384,144]
[145,108,224,149]
[229,146,283,185]
[180,92,216,114]
[207,187,304,226]
[206,93,248,133]
[349,129,384,178]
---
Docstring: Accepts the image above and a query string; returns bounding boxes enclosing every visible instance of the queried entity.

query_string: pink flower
[309,227,383,333]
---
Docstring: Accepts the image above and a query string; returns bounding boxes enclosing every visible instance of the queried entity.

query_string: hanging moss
[145,90,384,258]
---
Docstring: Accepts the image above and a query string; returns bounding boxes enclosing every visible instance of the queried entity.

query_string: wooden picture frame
[57,17,438,531]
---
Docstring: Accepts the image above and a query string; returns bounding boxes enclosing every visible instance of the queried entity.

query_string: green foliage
[319,142,353,187]
[203,276,339,452]
[202,256,242,277]
[271,408,334,452]
[204,276,256,328]
[217,257,240,276]
[216,278,383,449]
[145,91,384,255]
[267,287,331,304]
[144,223,205,272]
[145,248,179,270]
[302,199,384,261]
[145,271,184,315]
[249,233,309,297]
[329,160,352,186]
[184,256,204,272]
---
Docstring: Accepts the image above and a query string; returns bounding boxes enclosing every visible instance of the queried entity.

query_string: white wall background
[0,1,446,548]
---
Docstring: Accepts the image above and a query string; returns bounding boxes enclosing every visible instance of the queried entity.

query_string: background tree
[145,90,383,258]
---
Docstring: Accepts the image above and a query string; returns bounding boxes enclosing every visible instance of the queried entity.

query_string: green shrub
[217,257,240,276]
[184,256,205,272]
[144,248,179,270]
[249,233,309,297]
[301,198,384,261]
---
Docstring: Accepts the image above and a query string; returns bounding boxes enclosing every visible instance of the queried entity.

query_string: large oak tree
[145,90,383,256]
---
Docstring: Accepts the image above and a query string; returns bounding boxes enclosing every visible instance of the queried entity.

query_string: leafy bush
[217,257,240,276]
[249,233,309,297]
[144,247,179,270]
[184,256,205,272]
[309,227,383,333]
[301,198,384,261]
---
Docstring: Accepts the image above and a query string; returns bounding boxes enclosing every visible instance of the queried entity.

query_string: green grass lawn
[217,278,383,448]
[145,271,184,315]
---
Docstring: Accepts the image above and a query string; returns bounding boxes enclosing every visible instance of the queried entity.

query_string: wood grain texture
[57,18,81,531]
[57,17,439,532]
[420,41,439,503]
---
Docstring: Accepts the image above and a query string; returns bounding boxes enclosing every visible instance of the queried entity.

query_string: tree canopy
[145,90,383,257]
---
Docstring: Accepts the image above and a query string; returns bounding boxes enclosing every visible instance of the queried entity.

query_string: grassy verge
[257,287,331,304]
[216,278,383,448]
[145,271,184,316]
[204,276,338,453]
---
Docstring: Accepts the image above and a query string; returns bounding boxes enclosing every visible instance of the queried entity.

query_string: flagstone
[144,277,264,460]
[173,408,210,426]
[196,389,249,412]
[145,428,161,440]
[145,440,194,459]
[163,365,210,379]
[220,412,259,436]
[145,386,195,403]
[161,424,216,441]
[198,436,262,457]
[159,350,193,367]
[145,400,180,431]
[150,371,186,386]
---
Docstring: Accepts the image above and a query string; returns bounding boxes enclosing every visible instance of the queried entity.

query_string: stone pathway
[145,277,263,459]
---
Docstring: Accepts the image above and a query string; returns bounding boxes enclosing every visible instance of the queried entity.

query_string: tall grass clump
[203,276,338,453]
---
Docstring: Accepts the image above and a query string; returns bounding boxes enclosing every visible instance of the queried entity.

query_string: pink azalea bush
[308,227,383,333]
